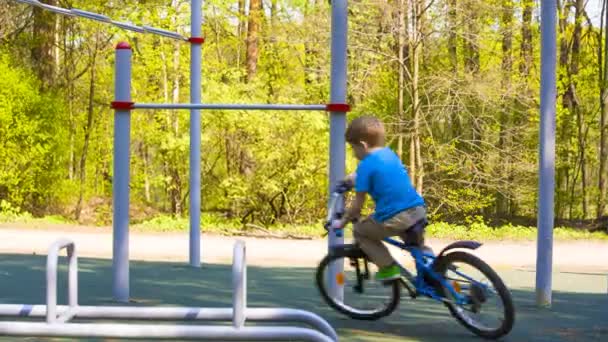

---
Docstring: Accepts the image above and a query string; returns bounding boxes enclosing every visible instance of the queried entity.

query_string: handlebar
[323,181,357,237]
[334,180,354,194]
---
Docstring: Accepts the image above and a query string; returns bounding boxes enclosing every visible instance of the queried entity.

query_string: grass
[1,208,607,241]
[426,221,608,241]
[92,213,608,242]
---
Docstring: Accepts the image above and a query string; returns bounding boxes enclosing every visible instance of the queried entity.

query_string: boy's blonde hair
[345,116,385,147]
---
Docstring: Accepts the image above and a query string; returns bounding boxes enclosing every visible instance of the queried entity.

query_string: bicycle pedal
[400,279,417,298]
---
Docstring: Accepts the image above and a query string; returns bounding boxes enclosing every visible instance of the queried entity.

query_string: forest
[0,0,607,232]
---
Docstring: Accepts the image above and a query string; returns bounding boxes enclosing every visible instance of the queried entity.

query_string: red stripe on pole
[188,37,205,44]
[326,104,351,112]
[111,101,134,110]
[115,42,131,50]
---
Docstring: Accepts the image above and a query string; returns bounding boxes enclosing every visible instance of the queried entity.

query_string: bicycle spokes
[444,261,505,329]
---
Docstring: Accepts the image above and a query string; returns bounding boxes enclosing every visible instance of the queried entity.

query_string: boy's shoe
[375,264,401,282]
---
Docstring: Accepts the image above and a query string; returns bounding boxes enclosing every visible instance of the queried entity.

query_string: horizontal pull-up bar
[11,0,187,41]
[111,102,351,112]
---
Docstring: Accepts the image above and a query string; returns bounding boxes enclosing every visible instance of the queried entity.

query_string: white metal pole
[536,0,557,307]
[112,42,133,302]
[232,241,247,328]
[131,103,327,111]
[0,306,337,341]
[189,0,202,268]
[328,0,348,300]
[0,323,334,342]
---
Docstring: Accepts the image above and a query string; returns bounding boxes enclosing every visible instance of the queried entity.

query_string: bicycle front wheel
[316,254,400,320]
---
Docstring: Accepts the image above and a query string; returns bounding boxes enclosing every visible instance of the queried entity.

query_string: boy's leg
[354,206,427,268]
[353,218,396,268]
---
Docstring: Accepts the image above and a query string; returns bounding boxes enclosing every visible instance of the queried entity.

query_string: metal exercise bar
[132,103,329,111]
[113,43,132,303]
[46,239,78,324]
[189,0,203,269]
[328,0,348,301]
[536,0,557,307]
[11,0,187,40]
[0,306,337,341]
[233,241,247,328]
[0,323,333,342]
[0,239,338,341]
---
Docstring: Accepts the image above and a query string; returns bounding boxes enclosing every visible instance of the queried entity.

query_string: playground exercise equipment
[9,0,559,307]
[0,239,338,341]
[9,0,350,303]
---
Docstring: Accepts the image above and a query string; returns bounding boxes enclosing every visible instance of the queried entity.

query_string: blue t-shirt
[355,147,425,222]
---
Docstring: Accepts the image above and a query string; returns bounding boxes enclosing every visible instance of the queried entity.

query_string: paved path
[0,227,606,271]
[0,226,607,341]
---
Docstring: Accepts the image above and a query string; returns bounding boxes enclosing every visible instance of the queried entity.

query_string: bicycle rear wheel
[433,251,515,339]
[316,253,400,320]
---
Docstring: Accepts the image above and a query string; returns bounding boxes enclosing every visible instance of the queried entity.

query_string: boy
[335,116,427,282]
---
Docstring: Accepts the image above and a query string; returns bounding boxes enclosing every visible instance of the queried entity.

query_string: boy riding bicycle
[334,116,427,282]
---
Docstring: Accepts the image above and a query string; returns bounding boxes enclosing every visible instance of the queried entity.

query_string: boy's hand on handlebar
[344,173,356,186]
[334,173,356,193]
[331,219,346,230]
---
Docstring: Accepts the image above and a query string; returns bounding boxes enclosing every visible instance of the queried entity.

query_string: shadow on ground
[0,254,606,341]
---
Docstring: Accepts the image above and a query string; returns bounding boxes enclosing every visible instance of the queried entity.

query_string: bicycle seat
[400,219,427,248]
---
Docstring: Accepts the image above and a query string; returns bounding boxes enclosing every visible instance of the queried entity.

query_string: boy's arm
[342,191,366,224]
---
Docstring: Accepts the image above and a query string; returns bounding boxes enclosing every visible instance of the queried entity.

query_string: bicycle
[316,183,515,340]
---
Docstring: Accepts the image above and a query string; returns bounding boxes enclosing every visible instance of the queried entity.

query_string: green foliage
[0,52,68,214]
[0,0,606,239]
[426,221,608,242]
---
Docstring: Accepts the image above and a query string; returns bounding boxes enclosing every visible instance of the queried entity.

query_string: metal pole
[233,241,247,328]
[189,0,202,268]
[328,0,348,300]
[536,0,557,307]
[0,306,338,341]
[11,0,186,40]
[45,239,78,323]
[132,103,327,111]
[112,42,132,302]
[0,323,333,342]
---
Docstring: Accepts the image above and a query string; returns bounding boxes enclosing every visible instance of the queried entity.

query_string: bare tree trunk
[271,0,278,33]
[62,17,76,181]
[303,0,323,99]
[556,0,571,218]
[411,0,423,193]
[497,0,513,215]
[159,41,171,212]
[67,44,75,181]
[246,0,262,82]
[237,0,246,69]
[143,145,151,203]
[447,0,461,145]
[463,0,479,74]
[31,0,57,90]
[169,0,183,215]
[600,0,608,219]
[520,0,533,77]
[448,0,458,73]
[572,0,588,218]
[74,38,99,220]
[397,0,407,161]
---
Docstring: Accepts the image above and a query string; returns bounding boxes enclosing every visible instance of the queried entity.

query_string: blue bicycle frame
[382,237,478,306]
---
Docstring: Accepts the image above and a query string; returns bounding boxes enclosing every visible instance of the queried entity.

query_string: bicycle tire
[316,253,400,320]
[433,251,515,339]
